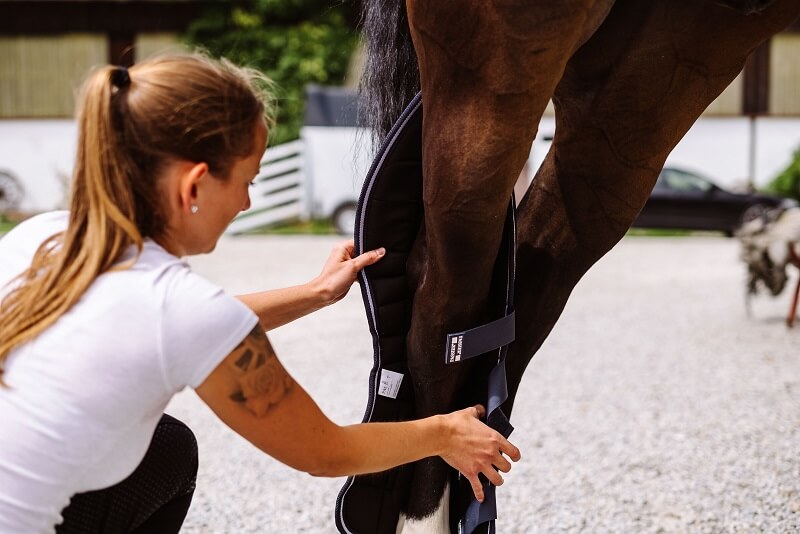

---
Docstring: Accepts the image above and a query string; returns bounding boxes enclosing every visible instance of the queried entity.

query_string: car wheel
[0,170,24,212]
[331,201,358,236]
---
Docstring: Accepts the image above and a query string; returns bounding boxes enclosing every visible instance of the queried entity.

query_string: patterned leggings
[56,414,198,534]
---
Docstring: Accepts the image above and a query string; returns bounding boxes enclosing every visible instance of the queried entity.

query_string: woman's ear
[178,162,209,214]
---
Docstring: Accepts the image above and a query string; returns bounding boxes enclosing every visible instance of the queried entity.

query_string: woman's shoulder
[120,244,239,319]
[0,211,68,291]
[21,210,69,227]
[0,210,67,244]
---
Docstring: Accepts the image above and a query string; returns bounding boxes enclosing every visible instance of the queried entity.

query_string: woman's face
[197,118,268,252]
[157,117,268,257]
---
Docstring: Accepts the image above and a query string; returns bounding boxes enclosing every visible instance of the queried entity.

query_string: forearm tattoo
[227,325,294,417]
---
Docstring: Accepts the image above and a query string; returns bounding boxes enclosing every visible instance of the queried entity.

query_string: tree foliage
[185,0,358,145]
[766,147,800,201]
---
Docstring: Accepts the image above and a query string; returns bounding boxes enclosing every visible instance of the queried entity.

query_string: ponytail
[0,67,143,379]
[0,53,272,382]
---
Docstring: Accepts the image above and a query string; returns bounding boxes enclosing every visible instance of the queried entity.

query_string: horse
[738,207,800,325]
[344,1,800,532]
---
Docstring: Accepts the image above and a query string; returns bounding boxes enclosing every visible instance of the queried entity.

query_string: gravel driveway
[168,235,800,533]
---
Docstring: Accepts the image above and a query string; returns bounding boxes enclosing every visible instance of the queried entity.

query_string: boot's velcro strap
[444,311,515,364]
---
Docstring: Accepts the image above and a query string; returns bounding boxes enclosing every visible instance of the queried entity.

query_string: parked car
[632,167,797,236]
[330,164,794,236]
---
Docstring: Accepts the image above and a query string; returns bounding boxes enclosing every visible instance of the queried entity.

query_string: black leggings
[56,414,198,534]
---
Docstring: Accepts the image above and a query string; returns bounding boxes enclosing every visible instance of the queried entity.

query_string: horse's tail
[359,0,420,143]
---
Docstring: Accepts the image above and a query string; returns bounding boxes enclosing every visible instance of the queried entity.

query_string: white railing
[226,139,307,234]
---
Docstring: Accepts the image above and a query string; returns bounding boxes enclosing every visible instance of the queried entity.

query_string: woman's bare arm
[236,241,384,330]
[195,325,521,502]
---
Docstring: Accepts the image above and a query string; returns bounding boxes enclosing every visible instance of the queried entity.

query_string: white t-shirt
[0,211,258,533]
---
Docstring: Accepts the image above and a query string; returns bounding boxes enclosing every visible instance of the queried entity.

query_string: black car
[632,167,796,236]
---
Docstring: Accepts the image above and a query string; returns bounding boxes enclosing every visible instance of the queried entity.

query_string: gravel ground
[168,235,800,533]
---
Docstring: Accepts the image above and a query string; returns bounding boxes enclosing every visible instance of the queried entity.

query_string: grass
[625,228,698,237]
[625,228,725,237]
[0,214,723,239]
[0,214,19,234]
[256,218,727,239]
[260,222,720,239]
[251,221,717,238]
[242,218,339,235]
[0,215,341,237]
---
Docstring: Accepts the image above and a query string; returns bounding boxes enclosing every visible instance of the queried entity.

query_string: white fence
[225,139,307,235]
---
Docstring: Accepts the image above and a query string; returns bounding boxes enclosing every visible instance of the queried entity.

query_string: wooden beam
[743,38,771,115]
[787,15,800,33]
[109,32,135,67]
[0,1,213,35]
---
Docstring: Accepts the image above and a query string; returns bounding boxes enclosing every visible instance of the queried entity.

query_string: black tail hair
[359,0,420,144]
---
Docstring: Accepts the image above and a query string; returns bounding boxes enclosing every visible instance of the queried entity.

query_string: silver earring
[190,204,199,214]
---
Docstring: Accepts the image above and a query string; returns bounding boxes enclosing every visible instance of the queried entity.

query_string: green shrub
[184,0,358,146]
[0,213,16,234]
[765,147,800,201]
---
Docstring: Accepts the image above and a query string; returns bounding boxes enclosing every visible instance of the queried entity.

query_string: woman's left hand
[312,240,385,305]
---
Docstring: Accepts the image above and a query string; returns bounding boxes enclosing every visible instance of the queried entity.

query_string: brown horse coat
[348,0,800,530]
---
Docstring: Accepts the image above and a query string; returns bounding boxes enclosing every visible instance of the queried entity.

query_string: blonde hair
[0,53,274,380]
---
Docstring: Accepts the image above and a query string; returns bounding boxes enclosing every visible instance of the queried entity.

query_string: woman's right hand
[438,405,521,503]
[198,327,521,487]
[311,240,385,306]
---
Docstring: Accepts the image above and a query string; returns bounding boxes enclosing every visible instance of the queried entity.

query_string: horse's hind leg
[400,0,614,523]
[506,0,800,412]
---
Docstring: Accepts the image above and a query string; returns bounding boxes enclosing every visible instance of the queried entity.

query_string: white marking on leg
[396,481,450,533]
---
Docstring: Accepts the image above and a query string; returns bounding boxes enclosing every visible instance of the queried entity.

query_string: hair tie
[111,66,131,89]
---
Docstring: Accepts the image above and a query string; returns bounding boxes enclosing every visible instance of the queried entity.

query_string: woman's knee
[152,414,199,489]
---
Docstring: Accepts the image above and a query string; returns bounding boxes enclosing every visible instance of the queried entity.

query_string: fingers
[340,239,355,257]
[483,468,504,487]
[493,453,513,473]
[468,475,485,503]
[467,472,503,503]
[439,406,522,504]
[331,240,354,261]
[500,438,522,462]
[350,247,386,270]
[326,241,384,272]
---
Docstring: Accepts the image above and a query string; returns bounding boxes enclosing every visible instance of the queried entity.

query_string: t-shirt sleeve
[159,267,259,391]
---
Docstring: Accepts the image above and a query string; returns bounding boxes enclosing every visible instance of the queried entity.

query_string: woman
[0,54,520,533]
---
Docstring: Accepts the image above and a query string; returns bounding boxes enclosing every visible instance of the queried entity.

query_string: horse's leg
[400,0,616,522]
[506,0,800,411]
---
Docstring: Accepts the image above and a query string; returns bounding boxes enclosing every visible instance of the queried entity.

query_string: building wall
[703,72,744,116]
[2,29,800,119]
[0,32,182,119]
[0,119,75,211]
[0,34,106,118]
[770,33,800,115]
[134,32,184,62]
[541,32,800,118]
[526,116,800,191]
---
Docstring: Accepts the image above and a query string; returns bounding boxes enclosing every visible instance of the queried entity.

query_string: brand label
[448,335,464,363]
[377,369,404,399]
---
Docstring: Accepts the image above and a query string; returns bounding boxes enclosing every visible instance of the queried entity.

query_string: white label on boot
[377,369,404,399]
